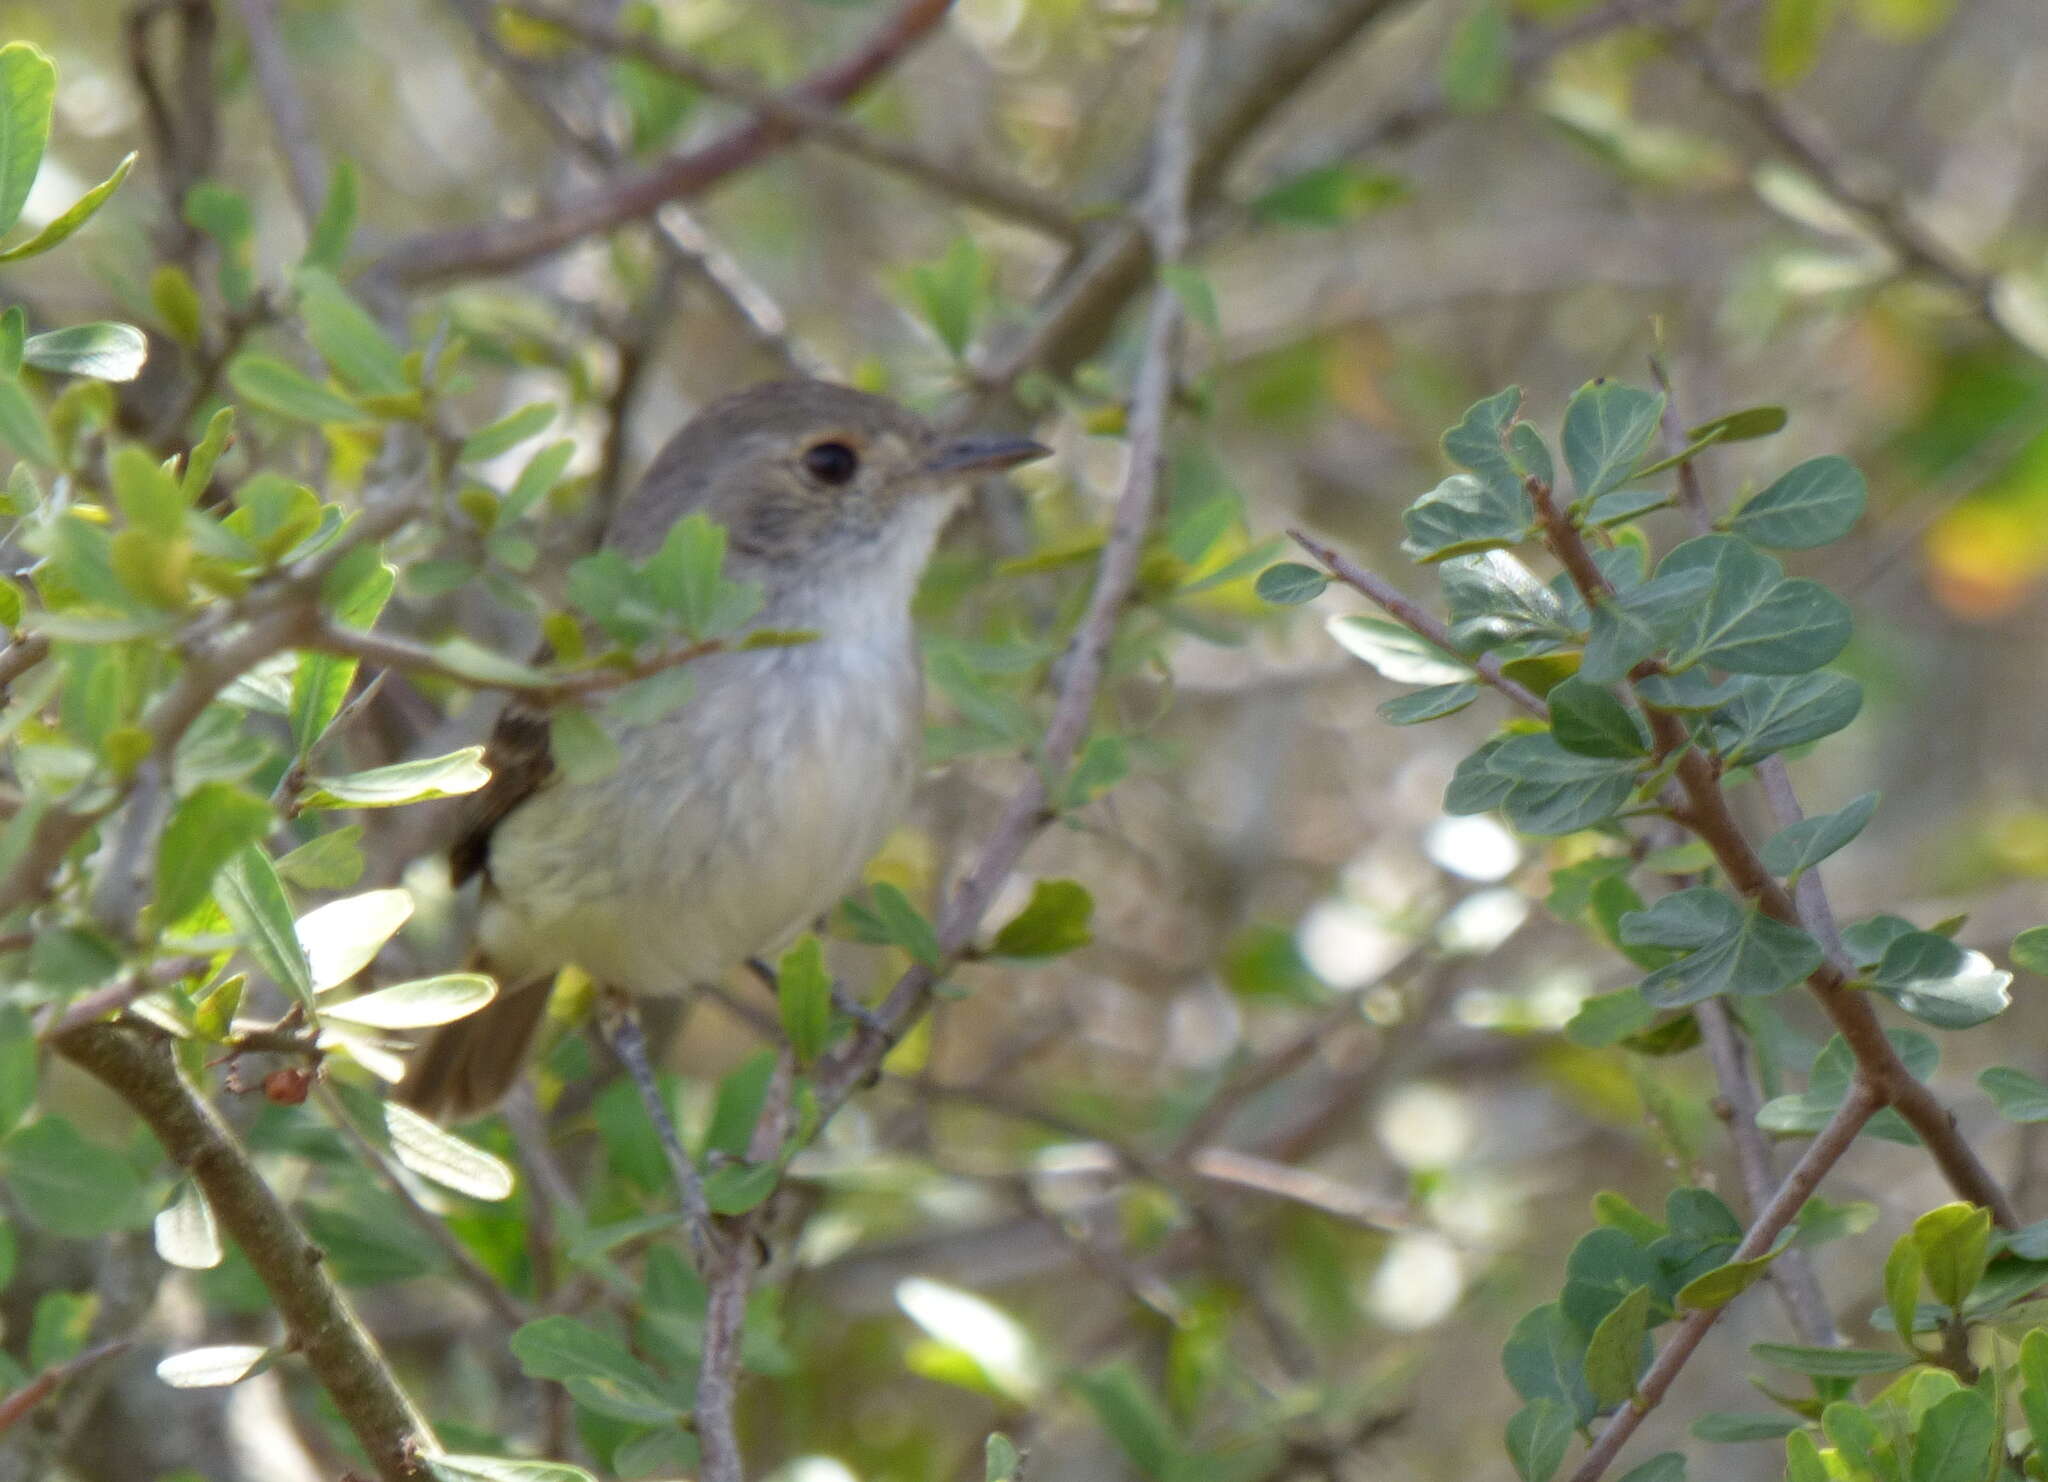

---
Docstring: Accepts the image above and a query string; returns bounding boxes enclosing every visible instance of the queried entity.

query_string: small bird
[400,379,1046,1120]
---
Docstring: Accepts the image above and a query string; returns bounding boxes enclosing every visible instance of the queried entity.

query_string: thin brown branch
[305,622,728,703]
[1566,1080,1881,1482]
[371,0,958,285]
[499,1,1081,243]
[0,1340,132,1438]
[1285,529,1551,718]
[54,1022,435,1482]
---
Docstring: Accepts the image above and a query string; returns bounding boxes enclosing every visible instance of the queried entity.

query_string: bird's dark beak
[923,434,1050,476]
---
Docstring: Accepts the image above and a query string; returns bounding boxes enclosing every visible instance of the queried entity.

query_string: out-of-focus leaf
[382,1101,515,1200]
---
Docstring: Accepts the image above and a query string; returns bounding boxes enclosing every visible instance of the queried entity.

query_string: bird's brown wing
[448,699,555,888]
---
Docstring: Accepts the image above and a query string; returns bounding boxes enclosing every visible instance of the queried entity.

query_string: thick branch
[54,1022,435,1482]
[1566,1081,1880,1482]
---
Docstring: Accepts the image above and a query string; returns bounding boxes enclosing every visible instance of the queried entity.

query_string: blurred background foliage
[5,0,2048,1479]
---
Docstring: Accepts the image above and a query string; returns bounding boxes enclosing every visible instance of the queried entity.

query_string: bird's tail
[397,971,555,1121]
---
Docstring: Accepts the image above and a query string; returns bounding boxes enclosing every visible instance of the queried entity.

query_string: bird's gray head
[607,379,1047,569]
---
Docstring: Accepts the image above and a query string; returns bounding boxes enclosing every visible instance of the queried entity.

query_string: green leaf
[1913,1203,1991,1309]
[2012,925,2048,976]
[325,973,496,1030]
[1908,1386,1997,1482]
[986,1433,1023,1482]
[1709,672,1863,765]
[1583,1283,1651,1406]
[155,1344,274,1389]
[1728,456,1866,549]
[181,406,235,499]
[295,887,413,993]
[703,1049,775,1159]
[226,354,369,426]
[215,846,315,1008]
[1686,406,1789,444]
[1578,568,1715,685]
[1763,0,1841,85]
[110,444,185,537]
[460,401,556,463]
[703,1160,777,1216]
[2021,1330,2048,1453]
[1401,471,1535,562]
[1161,265,1220,336]
[903,235,987,358]
[153,1180,222,1270]
[151,264,204,347]
[776,934,832,1067]
[866,882,942,968]
[1750,1343,1910,1377]
[0,1005,31,1135]
[1655,535,1852,674]
[1688,1412,1802,1443]
[0,151,135,263]
[1615,1455,1686,1482]
[1249,163,1409,226]
[1564,988,1657,1048]
[1326,616,1473,684]
[1872,933,2011,1029]
[500,439,575,525]
[549,709,620,785]
[1449,732,1641,837]
[642,513,759,637]
[1506,1398,1573,1482]
[1824,1401,1890,1479]
[382,1101,515,1200]
[276,825,365,889]
[183,182,253,308]
[1981,1065,2048,1122]
[155,782,275,926]
[295,268,407,396]
[1379,682,1479,724]
[991,879,1093,958]
[0,1117,147,1237]
[300,747,491,809]
[1675,1249,1782,1310]
[1759,792,1879,878]
[0,42,55,236]
[1620,887,1822,1007]
[1562,379,1666,502]
[1560,1227,1660,1334]
[1784,1429,1828,1482]
[1443,386,1523,490]
[1548,678,1651,758]
[302,159,357,270]
[0,373,55,466]
[23,323,147,382]
[1440,0,1512,111]
[1071,1364,1184,1479]
[1254,562,1327,605]
[1502,1302,1595,1424]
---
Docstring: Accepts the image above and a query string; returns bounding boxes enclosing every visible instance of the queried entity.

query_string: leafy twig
[1565,1081,1881,1482]
[53,1022,437,1482]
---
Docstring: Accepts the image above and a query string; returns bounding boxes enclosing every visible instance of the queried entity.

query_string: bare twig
[499,1,1082,243]
[1566,1081,1881,1482]
[305,621,729,703]
[54,1022,436,1482]
[230,0,327,226]
[0,1340,132,1438]
[371,0,959,284]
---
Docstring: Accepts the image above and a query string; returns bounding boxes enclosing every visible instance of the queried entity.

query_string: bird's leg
[597,988,721,1267]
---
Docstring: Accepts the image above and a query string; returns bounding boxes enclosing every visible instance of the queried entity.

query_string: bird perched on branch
[400,379,1046,1121]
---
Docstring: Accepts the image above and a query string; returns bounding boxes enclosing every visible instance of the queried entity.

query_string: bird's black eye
[802,441,859,485]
